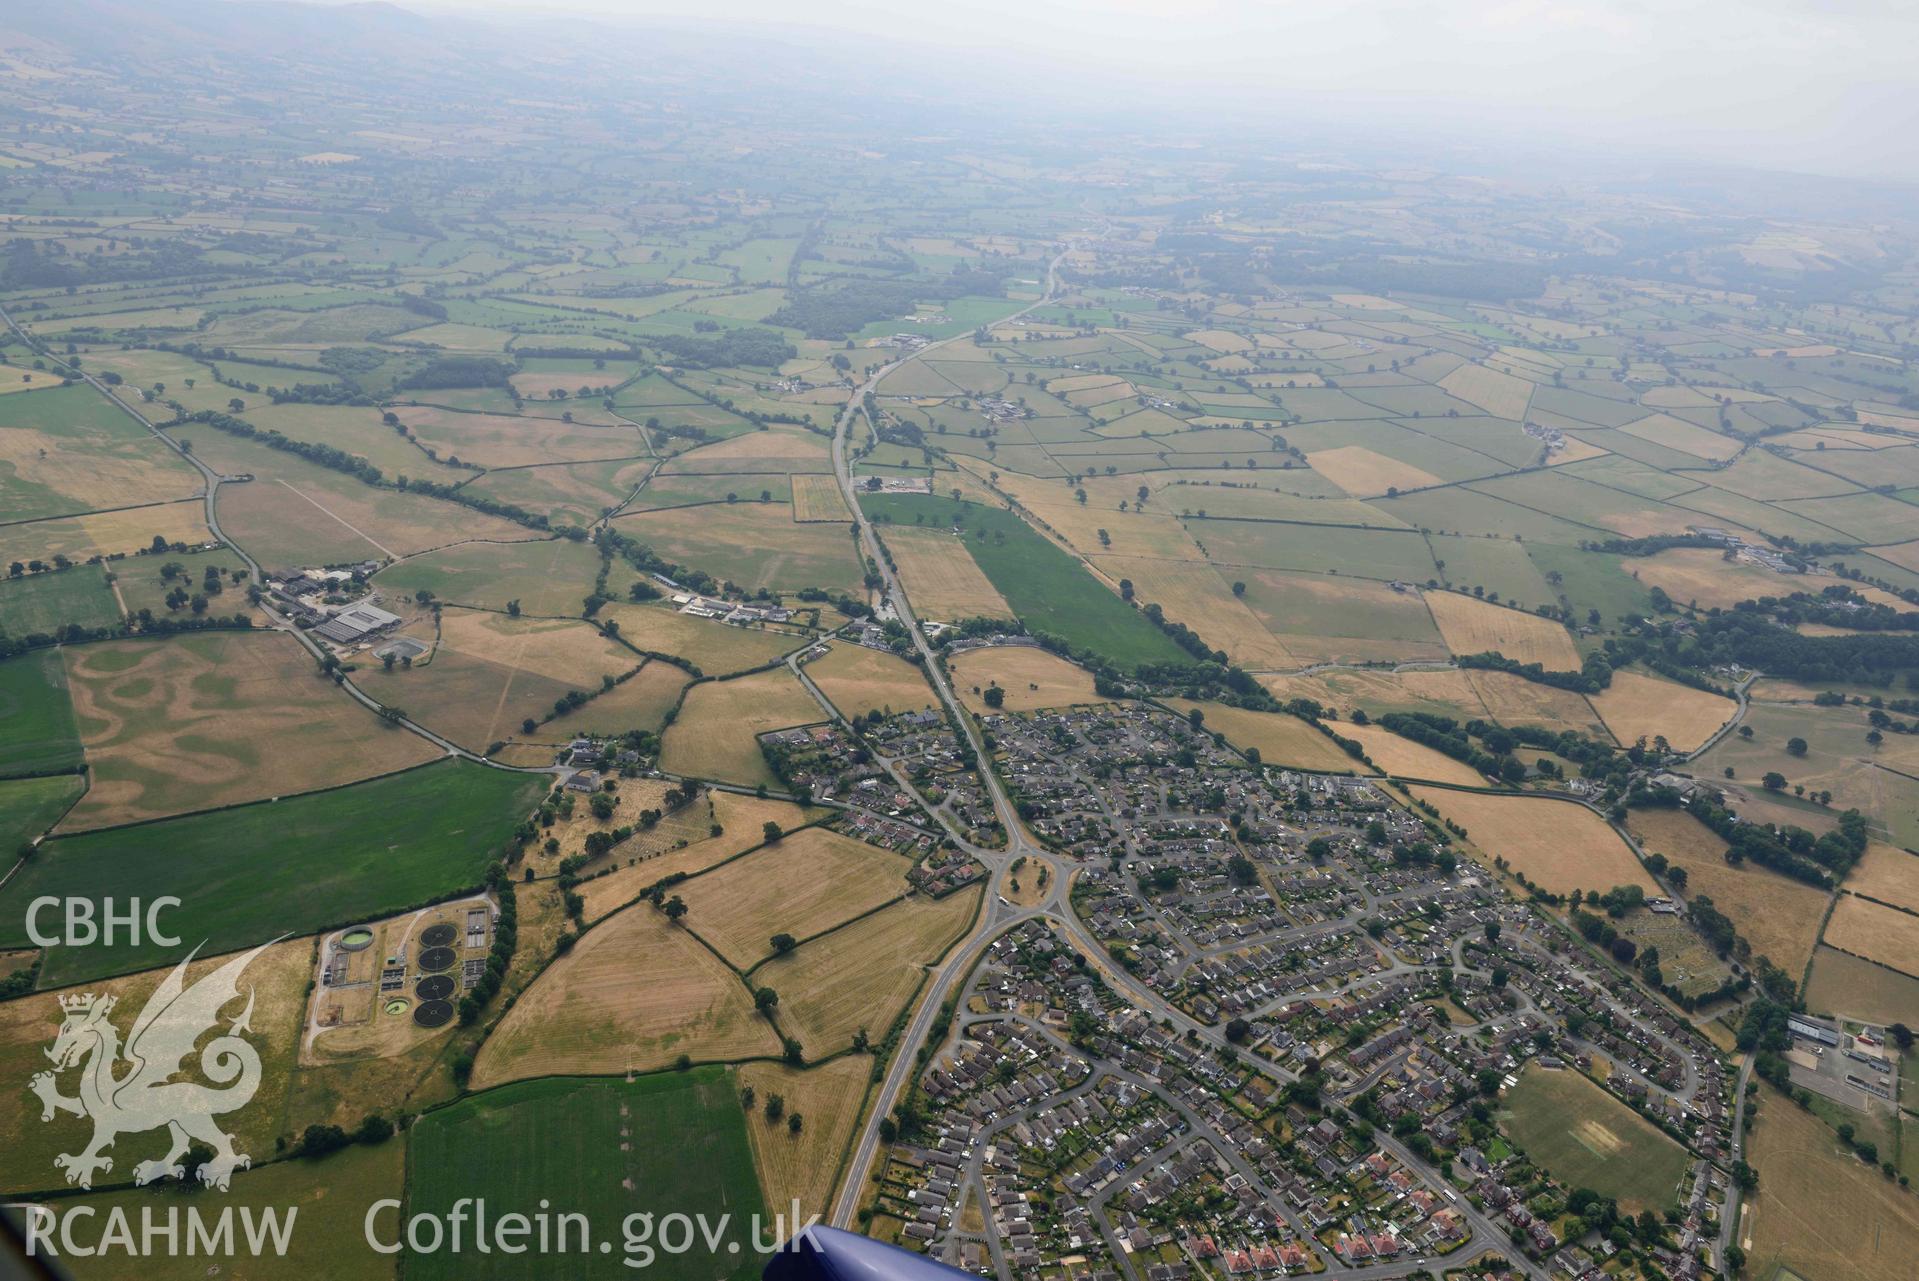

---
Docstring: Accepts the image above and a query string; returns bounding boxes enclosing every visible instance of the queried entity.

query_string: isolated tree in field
[739,1085,755,1109]
[1231,580,1246,596]
[771,933,796,954]
[754,987,779,1015]
[788,1113,803,1134]
[382,652,396,670]
[762,820,783,843]
[764,1093,784,1120]
[982,685,1005,709]
[1762,771,1787,791]
[506,598,521,616]
[228,398,244,412]
[1785,736,1808,756]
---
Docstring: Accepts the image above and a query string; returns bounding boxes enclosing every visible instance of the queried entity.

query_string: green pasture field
[0,563,121,635]
[1379,486,1606,544]
[1499,1064,1690,1213]
[1697,701,1919,846]
[1190,518,1439,583]
[0,772,84,856]
[376,536,613,615]
[0,760,547,985]
[860,494,1186,668]
[463,457,656,528]
[0,650,83,777]
[1527,543,1653,624]
[407,1068,767,1281]
[110,546,253,618]
[1428,534,1553,608]
[2,1138,406,1281]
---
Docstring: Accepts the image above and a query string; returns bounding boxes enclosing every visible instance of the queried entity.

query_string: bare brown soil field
[58,632,437,831]
[949,646,1112,714]
[0,936,312,1188]
[1305,445,1443,497]
[1626,807,1828,975]
[790,474,852,521]
[1408,787,1657,897]
[1822,893,1919,977]
[0,500,211,568]
[1744,1082,1919,1281]
[1803,946,1919,1025]
[753,887,978,1055]
[659,668,822,786]
[804,643,935,720]
[1425,591,1581,668]
[738,1055,873,1225]
[880,525,1012,620]
[362,608,638,752]
[1629,548,1804,611]
[471,901,777,1088]
[395,406,645,468]
[1341,723,1487,784]
[1090,554,1297,669]
[676,826,912,968]
[1587,671,1735,752]
[1167,698,1364,774]
[1438,363,1534,420]
[1842,842,1919,915]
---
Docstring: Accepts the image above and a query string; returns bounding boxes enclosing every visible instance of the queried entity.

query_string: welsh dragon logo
[29,940,275,1191]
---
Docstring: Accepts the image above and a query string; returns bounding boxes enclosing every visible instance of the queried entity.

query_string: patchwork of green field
[0,562,121,635]
[0,648,83,776]
[0,383,204,521]
[407,1070,767,1281]
[860,493,1186,668]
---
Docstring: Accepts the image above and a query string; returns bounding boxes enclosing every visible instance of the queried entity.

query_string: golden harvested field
[1744,1082,1919,1281]
[1629,547,1800,611]
[790,473,852,521]
[0,388,205,520]
[1167,698,1365,774]
[572,794,824,922]
[0,500,210,568]
[658,427,832,474]
[1305,445,1442,497]
[677,826,912,968]
[1426,590,1581,668]
[1019,501,1198,560]
[1822,893,1919,977]
[882,525,1012,620]
[1842,842,1919,915]
[395,406,645,468]
[1090,554,1296,669]
[1466,670,1611,737]
[362,608,638,751]
[738,1055,872,1224]
[1803,946,1919,1025]
[659,667,822,786]
[1587,670,1735,752]
[949,645,1111,714]
[753,887,978,1054]
[1408,787,1657,897]
[1439,362,1534,420]
[1626,808,1828,975]
[804,643,935,719]
[1341,723,1487,784]
[473,902,777,1088]
[1868,538,1919,575]
[539,658,690,737]
[602,601,804,675]
[1618,412,1742,461]
[0,936,311,1188]
[59,632,437,831]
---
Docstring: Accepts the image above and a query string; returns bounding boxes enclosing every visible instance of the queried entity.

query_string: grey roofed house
[312,602,402,644]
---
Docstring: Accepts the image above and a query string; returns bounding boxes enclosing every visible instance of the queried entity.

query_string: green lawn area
[0,563,122,636]
[0,772,84,856]
[1499,1064,1690,1213]
[407,1068,766,1281]
[0,759,547,985]
[0,649,84,777]
[861,493,1187,669]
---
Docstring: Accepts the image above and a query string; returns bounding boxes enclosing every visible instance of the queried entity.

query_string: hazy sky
[410,0,1919,182]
